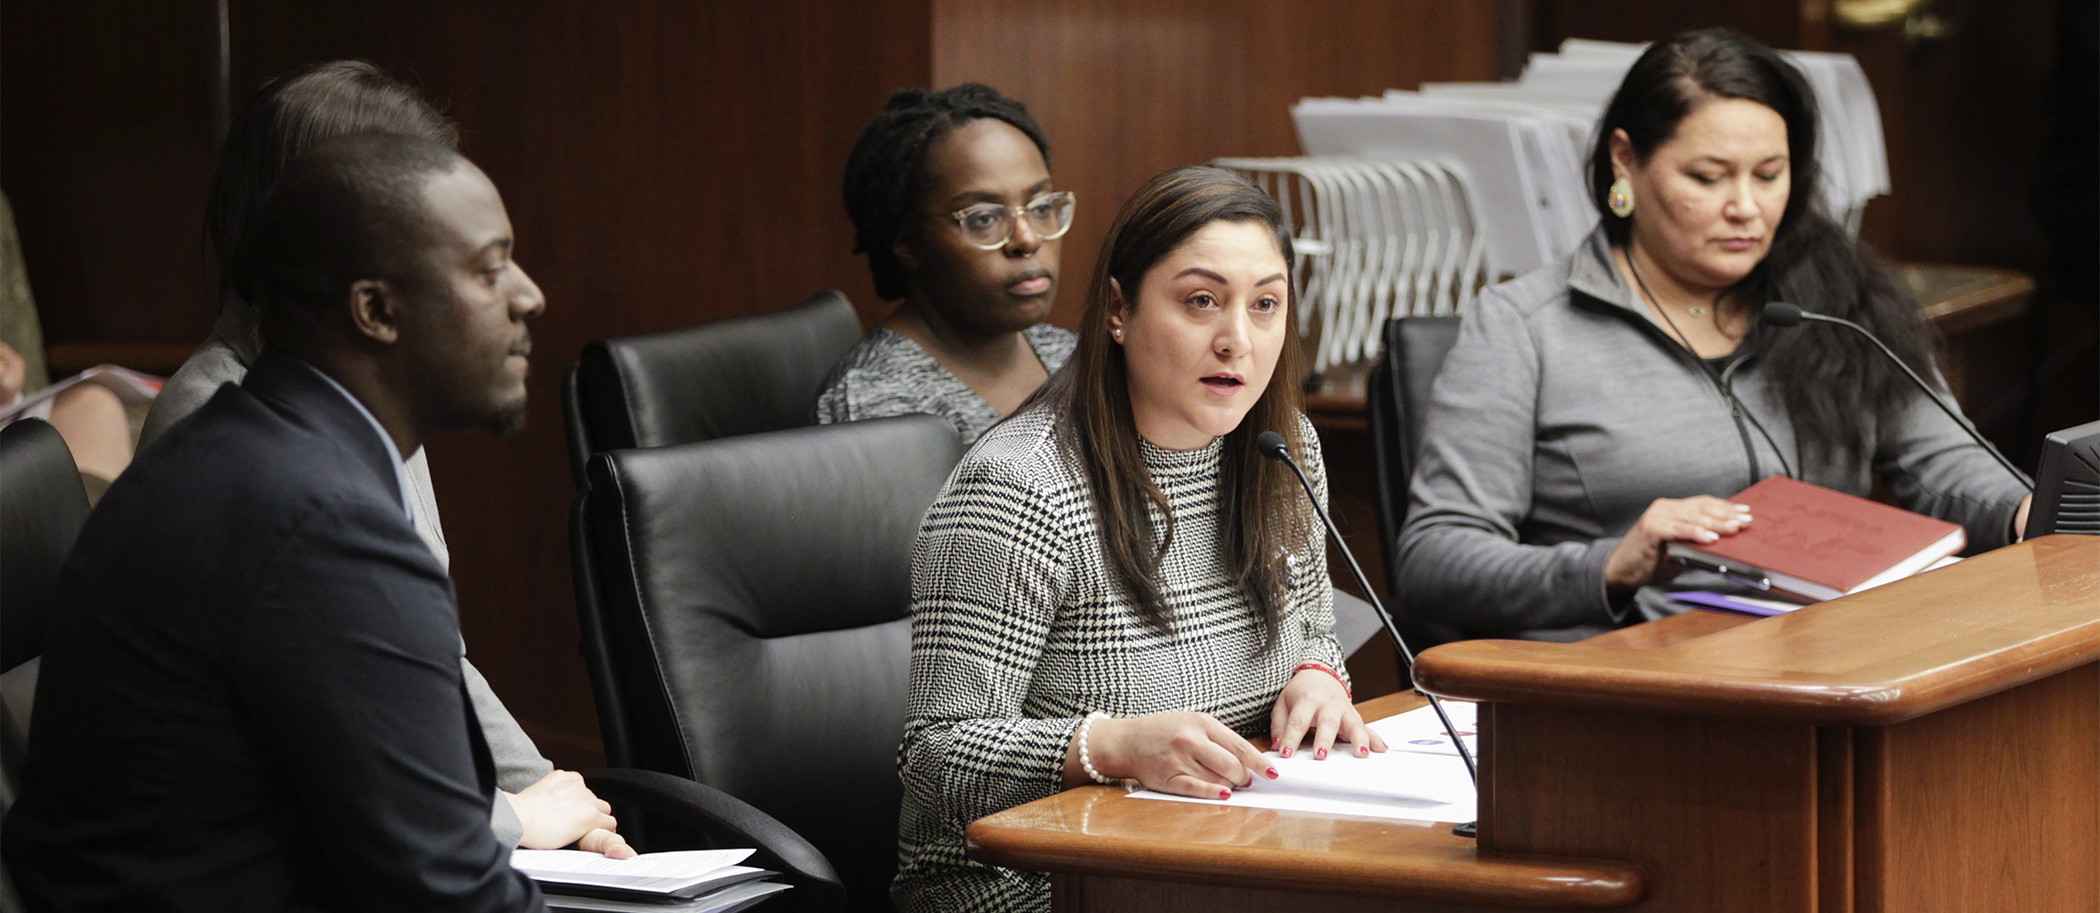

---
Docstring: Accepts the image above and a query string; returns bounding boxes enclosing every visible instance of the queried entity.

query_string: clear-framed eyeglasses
[942,191,1077,250]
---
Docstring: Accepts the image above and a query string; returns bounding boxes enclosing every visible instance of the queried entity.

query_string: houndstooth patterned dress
[894,406,1346,913]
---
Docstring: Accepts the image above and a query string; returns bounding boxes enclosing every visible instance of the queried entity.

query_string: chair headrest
[576,290,861,451]
[588,414,963,639]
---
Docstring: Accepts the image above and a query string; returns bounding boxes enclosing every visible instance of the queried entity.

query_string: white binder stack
[1212,156,1493,376]
[1500,38,1889,234]
[1289,37,1890,289]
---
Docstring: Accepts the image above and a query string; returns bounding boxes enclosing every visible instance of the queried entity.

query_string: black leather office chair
[563,289,863,487]
[580,415,963,913]
[1,420,89,677]
[2,420,91,913]
[1366,316,1469,657]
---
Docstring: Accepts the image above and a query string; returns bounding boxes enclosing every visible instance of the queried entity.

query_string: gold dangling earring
[1608,178,1635,218]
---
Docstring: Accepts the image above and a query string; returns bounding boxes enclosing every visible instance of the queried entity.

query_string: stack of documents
[1128,702,1479,824]
[1,365,162,424]
[1293,97,1588,280]
[1213,156,1493,373]
[1292,38,1889,279]
[513,848,791,913]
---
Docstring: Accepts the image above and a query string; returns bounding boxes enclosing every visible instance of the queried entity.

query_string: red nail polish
[1266,767,1279,779]
[1280,747,1292,758]
[1316,748,1328,760]
[1219,789,1231,799]
[1357,745,1370,756]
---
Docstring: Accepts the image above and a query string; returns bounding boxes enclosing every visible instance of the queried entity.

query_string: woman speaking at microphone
[895,166,1384,913]
[1397,28,2032,641]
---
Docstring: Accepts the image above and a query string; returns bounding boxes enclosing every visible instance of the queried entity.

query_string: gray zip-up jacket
[1397,229,2027,638]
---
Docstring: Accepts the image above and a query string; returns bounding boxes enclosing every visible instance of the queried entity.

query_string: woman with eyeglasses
[820,83,1078,444]
[894,166,1384,913]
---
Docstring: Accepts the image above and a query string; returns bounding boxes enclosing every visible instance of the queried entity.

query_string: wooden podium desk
[967,536,2100,912]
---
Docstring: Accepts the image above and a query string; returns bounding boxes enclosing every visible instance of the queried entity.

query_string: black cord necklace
[1625,252,1738,353]
[1624,250,1796,480]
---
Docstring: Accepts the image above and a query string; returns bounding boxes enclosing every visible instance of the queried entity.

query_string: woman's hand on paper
[1270,668,1386,760]
[508,769,636,858]
[1607,496,1752,590]
[1080,712,1275,799]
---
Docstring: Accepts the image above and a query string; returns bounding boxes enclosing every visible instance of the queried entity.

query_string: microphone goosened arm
[1256,431,1480,792]
[1759,302,2032,489]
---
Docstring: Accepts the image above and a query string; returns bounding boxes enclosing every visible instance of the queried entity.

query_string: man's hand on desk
[506,769,636,858]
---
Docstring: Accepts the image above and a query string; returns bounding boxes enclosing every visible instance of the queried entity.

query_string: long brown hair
[1030,165,1309,640]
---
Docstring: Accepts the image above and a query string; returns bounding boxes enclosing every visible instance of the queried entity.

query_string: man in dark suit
[4,134,576,910]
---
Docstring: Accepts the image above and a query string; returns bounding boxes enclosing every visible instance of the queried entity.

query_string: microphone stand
[1258,432,1479,838]
[1762,302,2032,488]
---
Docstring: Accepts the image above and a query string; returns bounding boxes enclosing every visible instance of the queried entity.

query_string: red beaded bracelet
[1294,661,1351,700]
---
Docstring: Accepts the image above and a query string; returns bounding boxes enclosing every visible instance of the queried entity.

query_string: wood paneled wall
[3,1,1495,767]
[1,2,222,346]
[933,0,1498,331]
[218,0,934,767]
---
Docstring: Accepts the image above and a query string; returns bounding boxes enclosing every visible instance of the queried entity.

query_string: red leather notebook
[1663,475,1966,603]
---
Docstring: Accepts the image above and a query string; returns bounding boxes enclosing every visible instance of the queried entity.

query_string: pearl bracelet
[1077,711,1118,786]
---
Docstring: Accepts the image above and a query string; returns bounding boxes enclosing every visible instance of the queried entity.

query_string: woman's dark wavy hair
[210,60,457,313]
[1588,27,1938,471]
[841,83,1050,301]
[1029,165,1309,644]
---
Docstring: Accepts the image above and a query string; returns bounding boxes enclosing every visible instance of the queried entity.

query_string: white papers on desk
[1,365,161,424]
[543,880,792,913]
[1374,697,1478,757]
[1126,703,1478,823]
[512,847,755,895]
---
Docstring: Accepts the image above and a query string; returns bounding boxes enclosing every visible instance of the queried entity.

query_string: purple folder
[1668,590,1811,617]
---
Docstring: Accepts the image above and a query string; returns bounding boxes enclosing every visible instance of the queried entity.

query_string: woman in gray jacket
[1397,29,2030,640]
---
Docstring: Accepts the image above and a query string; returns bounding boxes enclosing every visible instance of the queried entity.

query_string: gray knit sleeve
[139,338,249,450]
[1395,289,1624,634]
[812,368,856,425]
[1873,375,2030,551]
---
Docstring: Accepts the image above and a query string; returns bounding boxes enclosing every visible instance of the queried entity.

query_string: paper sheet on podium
[1126,703,1478,823]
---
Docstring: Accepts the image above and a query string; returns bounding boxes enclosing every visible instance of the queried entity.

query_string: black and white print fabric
[814,324,1077,445]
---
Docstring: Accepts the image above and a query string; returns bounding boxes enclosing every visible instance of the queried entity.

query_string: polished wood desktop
[967,536,2100,912]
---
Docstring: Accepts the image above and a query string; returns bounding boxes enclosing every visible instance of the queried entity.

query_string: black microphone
[1761,300,1805,327]
[1256,430,1480,838]
[1759,302,2032,488]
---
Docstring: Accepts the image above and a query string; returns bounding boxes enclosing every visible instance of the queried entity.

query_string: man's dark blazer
[3,350,541,912]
